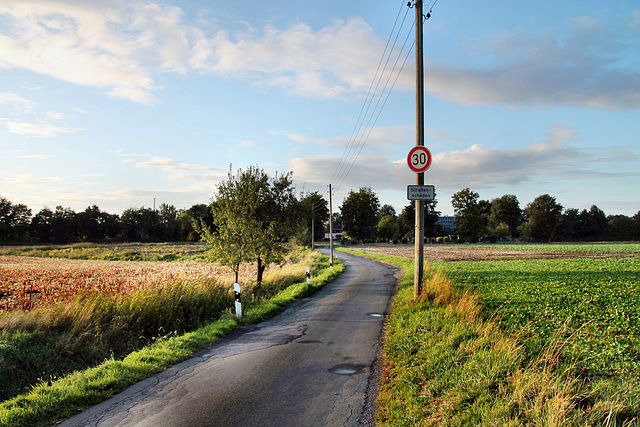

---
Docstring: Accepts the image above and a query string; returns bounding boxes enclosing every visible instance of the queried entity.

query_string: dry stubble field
[0,256,261,312]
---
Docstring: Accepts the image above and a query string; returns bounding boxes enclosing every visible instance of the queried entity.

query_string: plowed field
[353,244,639,262]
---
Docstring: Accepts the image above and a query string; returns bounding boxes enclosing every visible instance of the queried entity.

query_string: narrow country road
[61,249,399,427]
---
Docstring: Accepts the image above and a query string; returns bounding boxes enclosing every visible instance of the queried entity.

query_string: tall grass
[340,248,638,426]
[0,249,326,404]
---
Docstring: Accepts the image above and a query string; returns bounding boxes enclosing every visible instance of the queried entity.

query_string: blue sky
[1,0,639,217]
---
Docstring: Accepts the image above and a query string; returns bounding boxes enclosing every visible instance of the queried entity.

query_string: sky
[1,0,639,218]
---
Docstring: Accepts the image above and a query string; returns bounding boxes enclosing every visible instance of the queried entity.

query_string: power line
[330,0,410,188]
[331,0,440,195]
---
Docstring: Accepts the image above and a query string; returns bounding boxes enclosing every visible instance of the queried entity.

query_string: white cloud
[290,124,638,194]
[0,91,37,112]
[0,120,80,137]
[423,15,640,110]
[191,17,383,99]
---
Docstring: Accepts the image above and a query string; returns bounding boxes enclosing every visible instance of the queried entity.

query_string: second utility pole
[414,0,425,298]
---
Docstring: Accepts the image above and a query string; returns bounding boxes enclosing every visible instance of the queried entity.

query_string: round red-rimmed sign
[407,146,432,173]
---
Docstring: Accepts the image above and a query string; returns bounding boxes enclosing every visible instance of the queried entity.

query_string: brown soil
[353,244,640,262]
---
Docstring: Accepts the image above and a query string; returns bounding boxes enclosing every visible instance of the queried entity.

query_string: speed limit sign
[407,146,432,173]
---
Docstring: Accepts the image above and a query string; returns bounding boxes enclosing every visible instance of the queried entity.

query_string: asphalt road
[61,248,399,427]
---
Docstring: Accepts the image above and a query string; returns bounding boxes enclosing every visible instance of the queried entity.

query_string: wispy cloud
[0,120,80,137]
[0,91,37,112]
[423,15,640,110]
[1,1,638,110]
[290,124,638,192]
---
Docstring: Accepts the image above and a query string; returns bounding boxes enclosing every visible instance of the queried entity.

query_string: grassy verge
[339,248,638,426]
[0,250,344,426]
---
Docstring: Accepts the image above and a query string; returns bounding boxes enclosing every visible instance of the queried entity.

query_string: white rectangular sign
[407,185,435,201]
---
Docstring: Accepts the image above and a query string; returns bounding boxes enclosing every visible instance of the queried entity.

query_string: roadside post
[306,267,311,283]
[234,283,242,317]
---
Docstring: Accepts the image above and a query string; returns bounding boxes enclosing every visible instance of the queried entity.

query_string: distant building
[325,225,343,241]
[437,216,456,233]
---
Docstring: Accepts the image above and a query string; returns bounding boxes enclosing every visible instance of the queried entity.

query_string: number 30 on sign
[407,146,432,173]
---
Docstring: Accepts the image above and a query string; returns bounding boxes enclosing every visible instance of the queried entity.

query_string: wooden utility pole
[328,184,334,269]
[414,0,425,298]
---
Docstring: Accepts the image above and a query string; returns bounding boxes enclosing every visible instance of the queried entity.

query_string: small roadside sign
[407,184,435,201]
[407,146,432,173]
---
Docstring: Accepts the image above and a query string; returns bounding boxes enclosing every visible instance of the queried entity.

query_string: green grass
[340,247,639,426]
[435,257,640,378]
[0,250,344,426]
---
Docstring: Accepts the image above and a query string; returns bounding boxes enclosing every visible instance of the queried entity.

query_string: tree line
[2,179,639,247]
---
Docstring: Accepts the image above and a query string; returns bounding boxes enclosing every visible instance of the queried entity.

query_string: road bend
[61,248,399,427]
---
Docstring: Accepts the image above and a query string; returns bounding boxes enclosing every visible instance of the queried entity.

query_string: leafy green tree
[556,208,581,241]
[119,207,157,242]
[300,191,329,243]
[0,196,31,242]
[340,187,380,243]
[377,215,400,242]
[156,203,181,241]
[451,188,485,242]
[378,204,396,221]
[180,204,214,241]
[523,194,563,242]
[397,200,441,242]
[200,167,302,284]
[579,205,608,240]
[31,207,54,242]
[489,194,522,238]
[607,214,640,241]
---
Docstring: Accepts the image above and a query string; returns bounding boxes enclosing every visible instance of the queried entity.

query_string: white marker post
[306,267,311,283]
[234,283,242,317]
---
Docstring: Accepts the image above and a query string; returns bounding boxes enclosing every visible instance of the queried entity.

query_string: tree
[489,194,522,238]
[523,194,563,242]
[180,204,213,242]
[200,166,302,285]
[31,207,54,242]
[119,207,157,242]
[397,200,441,242]
[377,215,399,242]
[300,192,329,243]
[378,204,396,220]
[0,196,32,242]
[579,205,608,241]
[157,203,181,241]
[340,187,380,243]
[451,188,485,242]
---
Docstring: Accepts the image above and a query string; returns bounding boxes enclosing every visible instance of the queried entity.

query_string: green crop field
[434,256,640,379]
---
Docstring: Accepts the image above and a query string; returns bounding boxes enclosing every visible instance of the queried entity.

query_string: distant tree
[523,194,563,242]
[0,196,32,242]
[200,167,302,284]
[180,204,213,241]
[397,204,414,242]
[31,207,54,242]
[556,208,581,241]
[607,214,639,241]
[579,205,608,241]
[397,200,441,242]
[50,206,77,244]
[156,203,181,241]
[493,222,511,241]
[377,215,400,242]
[300,191,329,243]
[120,207,157,242]
[489,194,522,238]
[451,188,485,242]
[378,204,396,220]
[340,187,380,243]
